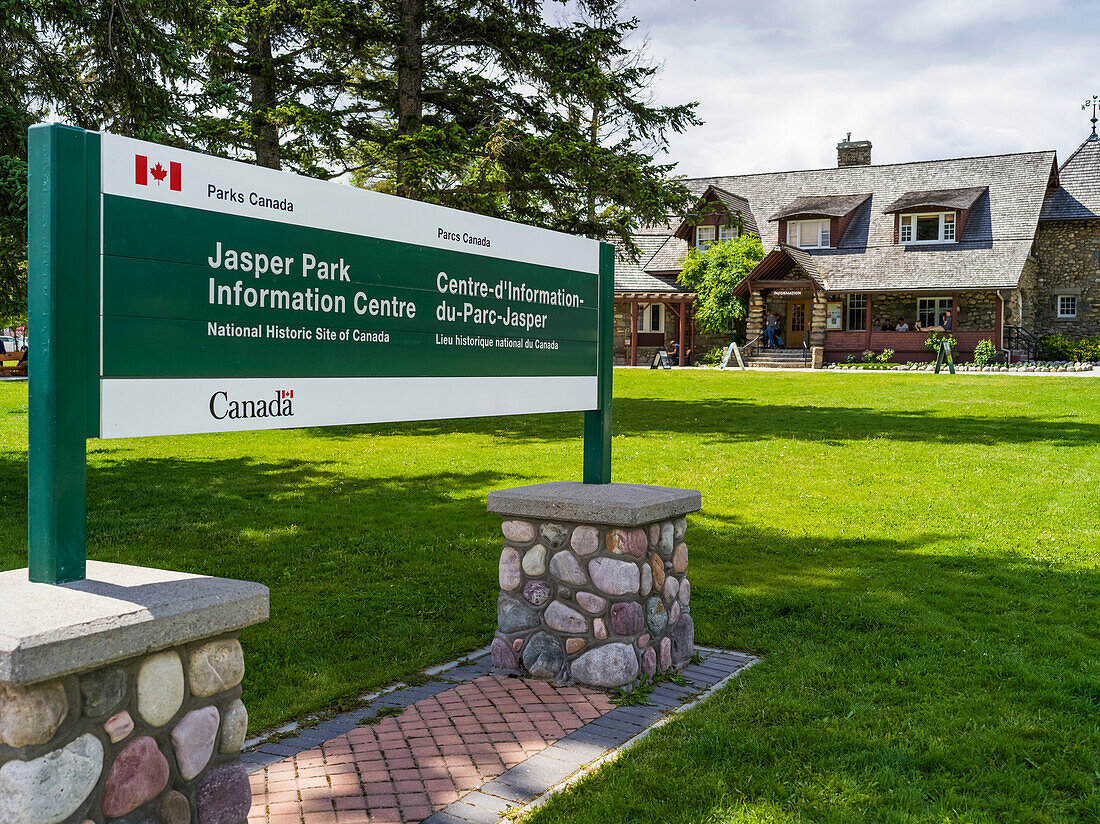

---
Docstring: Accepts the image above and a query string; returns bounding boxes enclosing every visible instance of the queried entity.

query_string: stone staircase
[741,348,811,369]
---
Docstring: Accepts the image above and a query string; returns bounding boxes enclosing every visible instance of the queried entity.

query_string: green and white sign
[99,132,606,436]
[28,124,614,583]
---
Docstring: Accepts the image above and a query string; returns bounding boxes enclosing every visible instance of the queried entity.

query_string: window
[695,226,715,249]
[718,223,738,242]
[899,212,956,244]
[847,293,867,330]
[637,303,665,333]
[1057,295,1078,319]
[917,297,953,328]
[787,219,830,248]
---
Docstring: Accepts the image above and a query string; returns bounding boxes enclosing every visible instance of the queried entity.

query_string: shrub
[924,332,957,353]
[1040,333,1100,362]
[1040,333,1075,360]
[875,349,895,364]
[1079,337,1100,361]
[702,346,726,366]
[973,339,997,366]
[861,350,876,363]
[845,353,858,364]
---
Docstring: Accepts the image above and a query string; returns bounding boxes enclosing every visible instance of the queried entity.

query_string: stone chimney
[837,133,872,167]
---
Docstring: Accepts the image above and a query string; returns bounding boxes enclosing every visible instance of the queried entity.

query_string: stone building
[613,133,1100,364]
[1033,136,1100,338]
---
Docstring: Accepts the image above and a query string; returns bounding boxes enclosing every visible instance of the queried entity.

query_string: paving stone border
[242,645,758,824]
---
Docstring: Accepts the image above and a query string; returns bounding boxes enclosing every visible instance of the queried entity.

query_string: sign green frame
[28,124,614,584]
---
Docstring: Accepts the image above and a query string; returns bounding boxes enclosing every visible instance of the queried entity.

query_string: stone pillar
[810,293,828,347]
[0,561,268,824]
[487,482,700,690]
[747,290,765,341]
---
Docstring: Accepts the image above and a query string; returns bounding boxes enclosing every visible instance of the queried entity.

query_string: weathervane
[1084,96,1099,140]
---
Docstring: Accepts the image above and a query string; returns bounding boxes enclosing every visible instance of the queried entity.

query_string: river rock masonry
[488,482,700,689]
[0,562,268,824]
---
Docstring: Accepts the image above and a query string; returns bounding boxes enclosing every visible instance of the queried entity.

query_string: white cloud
[620,0,1094,177]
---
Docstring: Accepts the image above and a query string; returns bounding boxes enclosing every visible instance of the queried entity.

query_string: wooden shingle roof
[1040,138,1100,221]
[635,150,1058,292]
[768,193,871,221]
[613,231,685,293]
[882,186,987,214]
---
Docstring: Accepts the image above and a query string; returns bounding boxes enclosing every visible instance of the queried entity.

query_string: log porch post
[864,293,873,350]
[630,298,638,366]
[677,299,686,366]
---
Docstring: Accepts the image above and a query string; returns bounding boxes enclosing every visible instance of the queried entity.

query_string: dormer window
[695,224,738,250]
[787,219,830,249]
[899,211,956,244]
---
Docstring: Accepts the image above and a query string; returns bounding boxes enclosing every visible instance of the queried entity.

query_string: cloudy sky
[622,0,1096,178]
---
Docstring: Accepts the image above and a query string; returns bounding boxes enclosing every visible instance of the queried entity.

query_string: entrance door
[786,301,809,348]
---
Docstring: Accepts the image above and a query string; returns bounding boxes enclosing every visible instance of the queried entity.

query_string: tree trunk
[396,0,423,198]
[248,30,281,170]
[587,100,600,231]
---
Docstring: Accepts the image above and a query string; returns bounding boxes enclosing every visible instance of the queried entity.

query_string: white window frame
[718,223,738,242]
[637,303,665,334]
[899,211,956,244]
[787,219,831,249]
[846,293,867,331]
[695,225,715,250]
[917,297,953,328]
[1056,294,1078,319]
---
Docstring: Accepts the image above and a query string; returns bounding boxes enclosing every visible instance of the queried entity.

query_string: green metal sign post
[28,125,100,584]
[582,242,614,485]
[27,123,613,584]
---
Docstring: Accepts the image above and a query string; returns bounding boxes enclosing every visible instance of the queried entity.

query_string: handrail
[802,340,810,367]
[1004,326,1042,362]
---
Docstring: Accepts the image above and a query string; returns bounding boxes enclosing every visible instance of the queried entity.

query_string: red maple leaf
[149,162,168,183]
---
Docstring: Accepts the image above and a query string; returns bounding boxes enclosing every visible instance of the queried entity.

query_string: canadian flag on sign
[280,390,294,399]
[135,155,181,191]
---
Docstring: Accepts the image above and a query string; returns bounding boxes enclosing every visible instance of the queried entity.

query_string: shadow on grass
[0,452,522,730]
[530,515,1100,823]
[298,397,1100,447]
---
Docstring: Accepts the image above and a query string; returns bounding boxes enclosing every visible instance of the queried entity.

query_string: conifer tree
[0,0,206,320]
[347,0,700,254]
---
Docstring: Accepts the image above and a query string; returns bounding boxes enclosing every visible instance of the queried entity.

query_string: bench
[0,351,27,378]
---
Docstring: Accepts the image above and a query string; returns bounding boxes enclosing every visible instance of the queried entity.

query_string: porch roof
[615,291,695,302]
[732,244,824,296]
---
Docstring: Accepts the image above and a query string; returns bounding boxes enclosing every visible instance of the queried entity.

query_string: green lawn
[2,372,1099,822]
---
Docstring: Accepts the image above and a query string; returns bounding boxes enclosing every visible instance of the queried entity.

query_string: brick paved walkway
[248,677,612,824]
[244,647,756,824]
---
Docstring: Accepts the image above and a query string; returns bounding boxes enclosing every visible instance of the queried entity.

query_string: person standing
[942,310,953,332]
[764,312,778,348]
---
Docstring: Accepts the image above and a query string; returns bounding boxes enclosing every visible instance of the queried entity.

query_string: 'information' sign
[28,124,614,583]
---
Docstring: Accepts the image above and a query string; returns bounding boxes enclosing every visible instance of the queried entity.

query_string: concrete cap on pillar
[488,481,701,526]
[0,562,269,685]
